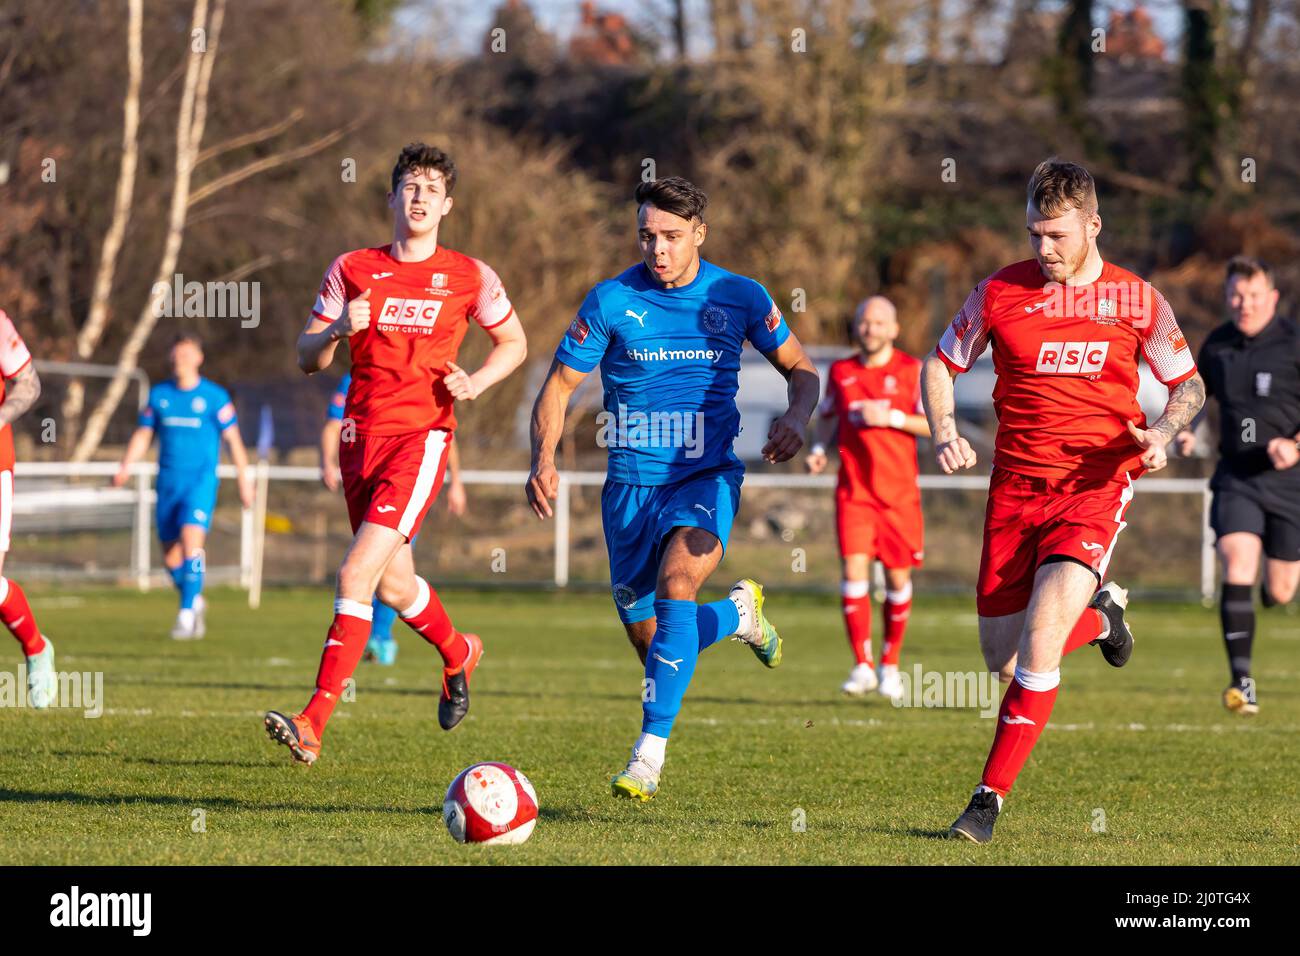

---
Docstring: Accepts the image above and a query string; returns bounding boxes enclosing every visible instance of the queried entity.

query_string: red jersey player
[922,159,1204,843]
[0,311,56,709]
[806,296,929,700]
[264,144,527,765]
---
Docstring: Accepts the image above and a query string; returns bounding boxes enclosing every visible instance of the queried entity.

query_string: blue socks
[642,599,698,736]
[642,595,740,737]
[180,550,204,611]
[370,597,398,642]
[695,597,739,652]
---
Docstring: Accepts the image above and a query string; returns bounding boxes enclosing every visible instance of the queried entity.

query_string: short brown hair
[634,176,708,224]
[391,143,457,195]
[1027,158,1098,218]
[171,331,203,351]
[1225,255,1274,288]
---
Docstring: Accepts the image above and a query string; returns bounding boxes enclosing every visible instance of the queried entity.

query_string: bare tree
[71,0,226,463]
[60,0,143,449]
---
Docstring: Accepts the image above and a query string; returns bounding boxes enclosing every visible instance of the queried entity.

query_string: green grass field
[1,586,1297,865]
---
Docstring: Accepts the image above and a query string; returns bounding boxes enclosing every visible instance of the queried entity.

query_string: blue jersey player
[526,177,820,801]
[115,333,253,639]
[319,374,467,665]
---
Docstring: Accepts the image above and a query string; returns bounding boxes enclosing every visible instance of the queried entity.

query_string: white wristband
[888,409,906,429]
[811,443,827,457]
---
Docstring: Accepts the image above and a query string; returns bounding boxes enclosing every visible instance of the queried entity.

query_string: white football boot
[26,637,57,709]
[193,595,207,638]
[841,662,879,696]
[170,608,199,640]
[877,664,904,701]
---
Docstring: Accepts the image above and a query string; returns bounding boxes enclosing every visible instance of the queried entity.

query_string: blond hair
[1027,159,1098,218]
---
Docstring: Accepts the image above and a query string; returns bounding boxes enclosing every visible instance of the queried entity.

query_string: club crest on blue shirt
[612,583,638,609]
[191,396,207,413]
[702,306,729,334]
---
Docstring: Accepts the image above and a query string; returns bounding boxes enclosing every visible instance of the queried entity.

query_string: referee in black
[1177,256,1300,715]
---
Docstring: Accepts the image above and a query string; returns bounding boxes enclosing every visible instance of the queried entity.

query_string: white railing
[11,462,1219,602]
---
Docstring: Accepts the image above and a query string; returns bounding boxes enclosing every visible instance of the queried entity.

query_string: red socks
[881,582,912,667]
[0,577,45,657]
[841,580,873,666]
[1064,606,1105,656]
[981,670,1060,796]
[302,601,372,737]
[400,576,467,670]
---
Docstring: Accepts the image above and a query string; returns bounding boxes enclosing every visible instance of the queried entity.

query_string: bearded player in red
[0,310,57,708]
[923,159,1204,843]
[265,144,527,765]
[806,296,929,700]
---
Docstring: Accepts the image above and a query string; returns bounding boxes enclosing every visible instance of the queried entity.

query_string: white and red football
[443,762,539,845]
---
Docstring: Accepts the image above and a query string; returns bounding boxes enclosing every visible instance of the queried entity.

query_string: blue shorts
[601,466,743,624]
[156,471,218,542]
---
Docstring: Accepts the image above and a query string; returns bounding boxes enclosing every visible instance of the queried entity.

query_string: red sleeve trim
[480,307,515,331]
[1158,366,1198,388]
[2,355,32,380]
[934,346,968,375]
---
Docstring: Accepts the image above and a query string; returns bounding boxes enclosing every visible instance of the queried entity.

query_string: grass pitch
[1,586,1297,865]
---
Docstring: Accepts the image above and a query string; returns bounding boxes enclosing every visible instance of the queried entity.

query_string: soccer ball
[443,762,539,845]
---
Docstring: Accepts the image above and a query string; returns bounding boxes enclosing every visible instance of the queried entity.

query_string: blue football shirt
[138,377,238,474]
[554,259,791,485]
[328,374,351,422]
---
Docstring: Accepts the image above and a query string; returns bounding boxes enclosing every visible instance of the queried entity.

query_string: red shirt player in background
[806,296,929,701]
[264,144,527,765]
[922,159,1204,843]
[0,311,57,709]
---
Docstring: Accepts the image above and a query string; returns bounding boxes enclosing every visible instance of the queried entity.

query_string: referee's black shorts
[1210,478,1300,561]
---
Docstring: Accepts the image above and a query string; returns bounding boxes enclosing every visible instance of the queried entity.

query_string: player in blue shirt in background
[527,177,820,801]
[115,333,253,639]
[320,373,467,665]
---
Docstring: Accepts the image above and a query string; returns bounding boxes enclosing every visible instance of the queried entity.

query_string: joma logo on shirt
[1035,341,1110,375]
[378,297,444,328]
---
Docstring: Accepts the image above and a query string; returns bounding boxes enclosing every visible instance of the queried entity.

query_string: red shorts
[835,495,924,568]
[976,467,1134,617]
[340,429,451,539]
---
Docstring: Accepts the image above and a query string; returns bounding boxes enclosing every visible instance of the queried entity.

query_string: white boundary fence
[11,462,1219,603]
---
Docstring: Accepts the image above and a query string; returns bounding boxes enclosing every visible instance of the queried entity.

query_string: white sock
[1096,612,1111,642]
[177,608,196,628]
[633,732,667,768]
[880,663,899,678]
[729,588,753,636]
[976,784,1004,810]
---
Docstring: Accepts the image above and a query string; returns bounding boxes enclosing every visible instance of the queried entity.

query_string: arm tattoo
[1146,374,1205,443]
[0,366,40,427]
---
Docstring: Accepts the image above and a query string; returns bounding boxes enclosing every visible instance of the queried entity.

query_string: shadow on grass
[0,786,439,816]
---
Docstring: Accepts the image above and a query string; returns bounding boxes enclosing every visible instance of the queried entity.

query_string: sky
[392,0,1190,63]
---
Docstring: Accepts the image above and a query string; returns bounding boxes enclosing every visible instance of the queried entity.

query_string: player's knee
[657,570,698,601]
[336,560,375,601]
[375,572,415,610]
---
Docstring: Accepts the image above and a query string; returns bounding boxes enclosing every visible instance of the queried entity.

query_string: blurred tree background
[1,0,1297,465]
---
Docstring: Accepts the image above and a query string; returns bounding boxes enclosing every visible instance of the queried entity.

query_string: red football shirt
[819,350,923,504]
[0,310,33,471]
[936,259,1197,481]
[312,245,514,435]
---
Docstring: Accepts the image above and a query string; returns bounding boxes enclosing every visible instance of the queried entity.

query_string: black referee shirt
[1198,316,1300,490]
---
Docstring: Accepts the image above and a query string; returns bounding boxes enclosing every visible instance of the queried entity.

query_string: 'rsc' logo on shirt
[1035,341,1110,375]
